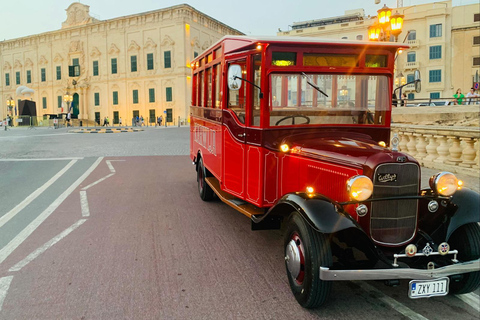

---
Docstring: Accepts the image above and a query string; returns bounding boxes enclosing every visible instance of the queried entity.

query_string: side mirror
[227,65,243,90]
[414,70,421,93]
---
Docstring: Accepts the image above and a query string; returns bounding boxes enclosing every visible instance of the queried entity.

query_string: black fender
[446,188,480,240]
[253,192,361,234]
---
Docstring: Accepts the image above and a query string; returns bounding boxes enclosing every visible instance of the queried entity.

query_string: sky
[0,0,478,41]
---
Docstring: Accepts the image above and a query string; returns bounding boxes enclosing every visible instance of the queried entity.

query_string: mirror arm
[233,76,264,98]
[394,79,420,95]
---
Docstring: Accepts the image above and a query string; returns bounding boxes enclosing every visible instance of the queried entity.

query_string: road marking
[0,157,83,161]
[105,159,125,173]
[0,276,13,311]
[457,292,480,313]
[81,173,114,191]
[9,219,87,272]
[0,157,103,265]
[79,191,90,217]
[356,282,428,320]
[0,160,77,229]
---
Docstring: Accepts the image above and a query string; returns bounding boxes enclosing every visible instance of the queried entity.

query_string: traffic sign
[474,82,479,90]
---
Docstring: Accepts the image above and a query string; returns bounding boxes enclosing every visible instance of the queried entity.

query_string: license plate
[409,277,449,299]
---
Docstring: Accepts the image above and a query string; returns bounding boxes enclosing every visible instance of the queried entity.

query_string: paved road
[0,127,478,319]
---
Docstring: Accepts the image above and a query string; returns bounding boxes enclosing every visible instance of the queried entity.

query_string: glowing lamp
[377,4,392,26]
[280,144,290,152]
[429,172,458,197]
[390,11,404,38]
[368,22,381,41]
[347,175,373,201]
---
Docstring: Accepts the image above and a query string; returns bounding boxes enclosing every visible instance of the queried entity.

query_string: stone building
[0,3,242,125]
[278,0,480,102]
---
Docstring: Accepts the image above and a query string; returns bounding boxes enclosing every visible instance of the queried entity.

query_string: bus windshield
[269,73,390,126]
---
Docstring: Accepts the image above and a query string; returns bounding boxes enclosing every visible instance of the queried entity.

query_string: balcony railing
[407,39,419,47]
[404,61,419,70]
[391,124,479,177]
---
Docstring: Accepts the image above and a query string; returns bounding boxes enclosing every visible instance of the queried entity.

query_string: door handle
[238,133,245,138]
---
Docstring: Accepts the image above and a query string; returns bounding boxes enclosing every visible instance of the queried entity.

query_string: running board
[205,177,265,218]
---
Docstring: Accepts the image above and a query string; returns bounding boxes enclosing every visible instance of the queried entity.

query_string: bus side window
[251,54,262,127]
[227,60,247,124]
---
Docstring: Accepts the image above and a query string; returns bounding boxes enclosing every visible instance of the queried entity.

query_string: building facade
[0,3,242,124]
[278,1,480,102]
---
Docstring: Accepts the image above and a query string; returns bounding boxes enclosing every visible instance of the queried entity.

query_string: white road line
[457,292,480,313]
[0,276,14,311]
[0,157,103,265]
[79,191,90,217]
[9,219,87,272]
[106,160,116,173]
[0,157,83,161]
[356,282,428,320]
[81,173,114,191]
[105,160,125,174]
[0,160,77,229]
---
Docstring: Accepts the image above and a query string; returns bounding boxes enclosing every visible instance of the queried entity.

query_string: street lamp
[6,97,15,130]
[63,92,73,112]
[368,4,404,42]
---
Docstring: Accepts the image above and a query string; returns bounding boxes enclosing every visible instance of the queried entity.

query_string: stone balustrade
[391,124,480,177]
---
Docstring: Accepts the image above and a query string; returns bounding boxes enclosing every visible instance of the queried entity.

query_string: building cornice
[0,4,242,50]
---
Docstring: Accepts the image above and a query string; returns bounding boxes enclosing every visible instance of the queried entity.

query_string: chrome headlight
[429,172,458,197]
[347,175,373,201]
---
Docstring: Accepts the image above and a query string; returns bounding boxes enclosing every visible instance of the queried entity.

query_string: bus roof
[193,35,409,62]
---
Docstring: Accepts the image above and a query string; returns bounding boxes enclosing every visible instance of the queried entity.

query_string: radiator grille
[370,163,419,245]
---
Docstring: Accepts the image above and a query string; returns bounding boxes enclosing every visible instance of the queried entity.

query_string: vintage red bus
[189,36,480,308]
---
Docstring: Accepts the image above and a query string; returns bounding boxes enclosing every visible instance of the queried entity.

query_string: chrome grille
[370,163,419,245]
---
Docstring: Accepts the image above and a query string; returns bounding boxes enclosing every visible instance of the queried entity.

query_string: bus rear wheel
[284,213,332,308]
[197,157,214,201]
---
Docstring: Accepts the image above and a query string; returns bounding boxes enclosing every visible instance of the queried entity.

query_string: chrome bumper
[320,259,480,281]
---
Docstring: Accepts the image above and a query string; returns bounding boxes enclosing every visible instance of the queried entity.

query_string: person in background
[119,117,123,126]
[466,87,478,105]
[401,93,407,107]
[453,88,464,105]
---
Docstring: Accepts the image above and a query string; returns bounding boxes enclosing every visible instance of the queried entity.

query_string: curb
[68,128,144,133]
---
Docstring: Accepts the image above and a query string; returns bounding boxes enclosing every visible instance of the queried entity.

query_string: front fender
[446,188,480,240]
[254,192,361,234]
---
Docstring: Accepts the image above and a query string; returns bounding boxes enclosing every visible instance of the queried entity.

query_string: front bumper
[320,259,480,281]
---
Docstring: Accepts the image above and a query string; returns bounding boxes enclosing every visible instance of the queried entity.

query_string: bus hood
[283,132,414,169]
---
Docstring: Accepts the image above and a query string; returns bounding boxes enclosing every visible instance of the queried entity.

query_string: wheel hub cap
[286,239,301,278]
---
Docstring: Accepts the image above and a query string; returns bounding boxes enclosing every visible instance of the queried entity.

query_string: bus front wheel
[284,213,332,308]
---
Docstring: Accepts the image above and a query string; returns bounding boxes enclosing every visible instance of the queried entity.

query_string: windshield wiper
[302,72,328,98]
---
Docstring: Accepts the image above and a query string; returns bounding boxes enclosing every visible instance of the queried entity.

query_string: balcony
[404,61,419,70]
[407,39,419,47]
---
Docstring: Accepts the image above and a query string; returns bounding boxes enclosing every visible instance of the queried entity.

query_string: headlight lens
[347,175,373,201]
[429,172,458,196]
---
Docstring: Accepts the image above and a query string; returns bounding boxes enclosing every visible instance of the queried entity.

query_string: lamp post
[6,97,15,130]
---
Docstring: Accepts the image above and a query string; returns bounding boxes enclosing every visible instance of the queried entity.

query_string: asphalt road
[0,126,478,319]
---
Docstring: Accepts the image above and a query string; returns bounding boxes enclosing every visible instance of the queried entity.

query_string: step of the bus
[205,177,264,218]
